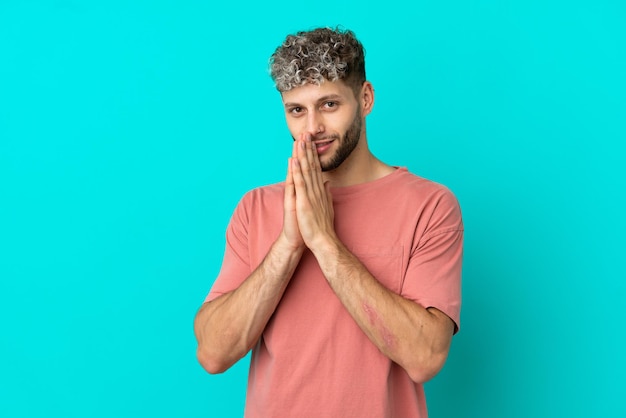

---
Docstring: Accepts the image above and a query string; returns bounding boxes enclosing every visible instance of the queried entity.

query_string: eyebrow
[283,94,344,108]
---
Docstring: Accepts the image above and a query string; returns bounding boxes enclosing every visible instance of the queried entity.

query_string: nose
[305,110,324,136]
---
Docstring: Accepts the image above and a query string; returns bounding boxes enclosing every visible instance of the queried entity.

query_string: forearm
[312,238,454,383]
[194,236,304,374]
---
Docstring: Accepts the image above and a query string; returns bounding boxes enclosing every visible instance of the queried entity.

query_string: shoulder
[394,168,460,207]
[227,182,284,230]
[236,182,285,212]
[390,169,463,235]
[242,181,284,200]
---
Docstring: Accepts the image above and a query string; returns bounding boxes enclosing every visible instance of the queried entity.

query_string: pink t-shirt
[206,167,463,418]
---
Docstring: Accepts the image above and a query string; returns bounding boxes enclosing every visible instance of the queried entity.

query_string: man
[194,27,463,417]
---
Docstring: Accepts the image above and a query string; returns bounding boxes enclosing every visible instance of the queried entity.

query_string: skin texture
[194,79,456,383]
[289,100,362,172]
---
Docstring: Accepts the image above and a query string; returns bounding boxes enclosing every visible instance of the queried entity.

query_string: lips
[314,139,335,154]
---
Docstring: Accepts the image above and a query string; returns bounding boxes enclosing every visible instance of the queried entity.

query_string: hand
[291,133,336,252]
[280,140,305,251]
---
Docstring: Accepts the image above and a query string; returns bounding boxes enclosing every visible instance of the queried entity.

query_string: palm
[283,157,304,248]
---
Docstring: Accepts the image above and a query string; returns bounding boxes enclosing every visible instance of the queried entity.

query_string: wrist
[307,232,343,260]
[275,231,306,256]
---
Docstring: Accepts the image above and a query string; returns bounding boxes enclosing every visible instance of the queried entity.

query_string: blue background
[1,1,624,417]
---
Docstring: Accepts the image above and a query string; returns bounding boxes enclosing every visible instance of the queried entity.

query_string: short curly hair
[269,27,366,95]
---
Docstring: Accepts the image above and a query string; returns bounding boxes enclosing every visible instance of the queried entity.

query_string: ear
[360,81,375,116]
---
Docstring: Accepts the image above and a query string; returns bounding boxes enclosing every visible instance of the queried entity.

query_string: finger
[302,134,324,199]
[292,156,314,215]
[285,156,294,187]
[291,153,306,192]
[307,136,325,198]
[291,138,299,159]
[284,157,295,206]
[309,135,322,172]
[304,133,316,168]
[292,139,307,190]
[309,137,325,193]
[287,141,300,190]
[296,136,314,192]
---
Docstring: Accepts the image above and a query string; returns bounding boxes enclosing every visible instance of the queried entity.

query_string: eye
[289,106,304,116]
[323,101,337,109]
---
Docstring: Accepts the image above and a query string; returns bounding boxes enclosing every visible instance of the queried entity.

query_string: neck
[322,136,395,187]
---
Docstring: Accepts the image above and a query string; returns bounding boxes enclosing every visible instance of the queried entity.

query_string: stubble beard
[320,106,363,172]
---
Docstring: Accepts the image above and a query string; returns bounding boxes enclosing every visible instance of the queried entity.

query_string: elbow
[196,345,232,375]
[194,302,235,374]
[194,319,247,374]
[405,351,449,384]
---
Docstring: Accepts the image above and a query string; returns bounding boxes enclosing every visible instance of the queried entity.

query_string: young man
[194,27,463,417]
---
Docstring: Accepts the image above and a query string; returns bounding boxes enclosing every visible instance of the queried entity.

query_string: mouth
[313,135,337,154]
[313,138,336,155]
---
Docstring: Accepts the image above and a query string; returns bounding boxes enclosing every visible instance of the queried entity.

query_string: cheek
[284,118,300,137]
[337,114,357,135]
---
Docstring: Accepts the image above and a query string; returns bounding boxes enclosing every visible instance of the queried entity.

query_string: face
[282,80,365,172]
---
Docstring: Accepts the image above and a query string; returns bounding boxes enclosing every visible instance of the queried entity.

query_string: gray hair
[269,27,366,94]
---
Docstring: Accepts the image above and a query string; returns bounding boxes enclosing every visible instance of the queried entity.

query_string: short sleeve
[402,189,464,332]
[204,196,253,303]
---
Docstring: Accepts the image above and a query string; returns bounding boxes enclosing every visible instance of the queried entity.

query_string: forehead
[281,79,355,104]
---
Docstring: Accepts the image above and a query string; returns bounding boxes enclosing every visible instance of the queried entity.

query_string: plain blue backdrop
[1,1,624,417]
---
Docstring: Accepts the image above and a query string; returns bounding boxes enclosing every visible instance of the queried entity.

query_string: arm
[310,239,454,383]
[194,150,305,374]
[291,135,457,383]
[194,236,303,374]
